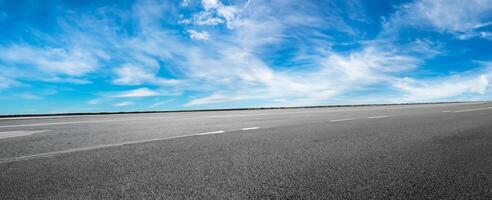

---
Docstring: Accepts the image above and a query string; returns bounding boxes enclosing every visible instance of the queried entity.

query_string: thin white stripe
[367,116,389,119]
[0,117,183,128]
[0,115,110,121]
[0,130,227,164]
[330,118,355,122]
[195,130,225,135]
[454,107,492,113]
[0,130,50,139]
[241,127,260,131]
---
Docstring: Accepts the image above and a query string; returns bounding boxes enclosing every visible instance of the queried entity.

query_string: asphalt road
[1,102,492,199]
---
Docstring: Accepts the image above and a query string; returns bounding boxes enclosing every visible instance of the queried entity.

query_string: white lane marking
[0,117,182,129]
[1,102,488,129]
[241,127,260,131]
[0,130,229,164]
[195,130,225,135]
[0,115,103,121]
[454,107,492,113]
[367,116,389,119]
[441,110,451,113]
[0,130,50,140]
[0,111,356,128]
[330,118,355,122]
[0,143,126,164]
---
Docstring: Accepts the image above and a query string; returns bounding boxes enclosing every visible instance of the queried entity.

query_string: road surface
[1,102,492,199]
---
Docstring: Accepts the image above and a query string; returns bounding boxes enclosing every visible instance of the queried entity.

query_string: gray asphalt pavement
[1,102,492,199]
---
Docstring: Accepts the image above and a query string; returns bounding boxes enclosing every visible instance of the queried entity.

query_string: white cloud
[386,0,492,39]
[114,101,134,107]
[323,47,419,82]
[459,31,492,40]
[395,73,490,101]
[186,93,241,106]
[187,29,210,40]
[113,64,156,85]
[191,11,225,26]
[184,45,420,106]
[180,0,191,7]
[0,45,100,77]
[114,88,160,98]
[202,0,220,10]
[0,75,18,90]
[113,63,179,86]
[189,0,240,28]
[87,99,100,105]
[14,93,42,100]
[149,99,174,108]
[415,0,492,32]
[479,31,492,40]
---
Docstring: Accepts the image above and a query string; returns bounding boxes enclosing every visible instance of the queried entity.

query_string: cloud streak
[385,0,492,39]
[114,101,134,107]
[187,29,210,40]
[114,88,160,98]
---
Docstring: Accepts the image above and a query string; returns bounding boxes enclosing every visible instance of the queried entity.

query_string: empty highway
[1,102,492,199]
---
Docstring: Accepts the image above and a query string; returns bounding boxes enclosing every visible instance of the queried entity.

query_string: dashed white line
[453,107,492,113]
[441,110,451,113]
[241,127,260,131]
[195,130,225,135]
[0,117,182,129]
[0,130,50,139]
[367,116,389,119]
[0,143,126,164]
[330,118,355,122]
[0,129,229,164]
[0,115,108,121]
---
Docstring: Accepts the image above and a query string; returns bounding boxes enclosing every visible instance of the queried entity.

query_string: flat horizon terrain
[1,102,492,199]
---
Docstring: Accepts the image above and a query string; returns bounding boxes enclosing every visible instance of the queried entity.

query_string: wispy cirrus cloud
[149,99,174,108]
[114,101,134,107]
[384,0,492,39]
[184,44,421,106]
[183,0,241,28]
[0,75,18,90]
[113,64,179,86]
[187,29,210,40]
[395,74,490,102]
[0,45,103,81]
[394,59,492,102]
[114,88,160,98]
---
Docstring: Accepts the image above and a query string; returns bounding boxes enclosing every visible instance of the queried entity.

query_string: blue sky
[1,0,492,114]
